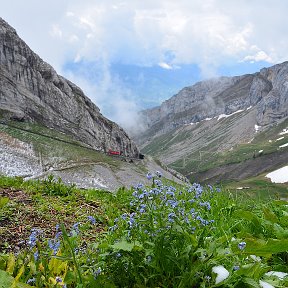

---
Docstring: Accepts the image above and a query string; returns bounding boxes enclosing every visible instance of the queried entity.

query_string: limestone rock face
[0,18,138,157]
[139,62,288,142]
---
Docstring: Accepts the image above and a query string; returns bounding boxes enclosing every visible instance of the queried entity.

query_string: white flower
[259,280,275,288]
[250,255,261,262]
[212,265,229,284]
[265,271,288,280]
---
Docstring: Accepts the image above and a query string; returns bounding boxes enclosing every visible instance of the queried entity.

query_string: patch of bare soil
[0,188,105,253]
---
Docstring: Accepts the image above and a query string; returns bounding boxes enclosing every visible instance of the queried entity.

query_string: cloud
[64,61,145,135]
[3,0,288,70]
[2,0,288,125]
[242,50,274,64]
[158,62,173,69]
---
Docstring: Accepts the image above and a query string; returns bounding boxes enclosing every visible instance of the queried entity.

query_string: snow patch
[259,150,263,153]
[212,265,229,284]
[279,143,288,148]
[217,110,244,120]
[236,187,250,190]
[255,124,261,132]
[0,133,42,178]
[247,106,252,110]
[279,128,288,135]
[266,166,288,183]
[276,137,284,141]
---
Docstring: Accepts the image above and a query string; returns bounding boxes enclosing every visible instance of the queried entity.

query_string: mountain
[137,62,288,183]
[0,17,138,157]
[0,18,185,189]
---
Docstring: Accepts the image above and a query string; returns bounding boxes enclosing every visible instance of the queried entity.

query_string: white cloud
[50,24,62,38]
[1,0,288,124]
[242,50,274,64]
[2,0,288,70]
[158,62,173,69]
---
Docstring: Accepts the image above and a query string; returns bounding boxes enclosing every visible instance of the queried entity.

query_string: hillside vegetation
[0,174,288,287]
[141,115,288,183]
[0,120,185,190]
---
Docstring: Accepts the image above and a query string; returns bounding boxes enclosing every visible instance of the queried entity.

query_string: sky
[1,0,288,132]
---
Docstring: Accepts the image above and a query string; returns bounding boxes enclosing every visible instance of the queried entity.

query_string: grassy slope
[0,120,123,169]
[142,117,288,178]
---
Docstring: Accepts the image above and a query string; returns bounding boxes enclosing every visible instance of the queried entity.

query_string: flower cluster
[110,173,218,242]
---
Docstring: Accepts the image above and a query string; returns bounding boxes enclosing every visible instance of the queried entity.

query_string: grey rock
[0,17,138,157]
[138,62,288,144]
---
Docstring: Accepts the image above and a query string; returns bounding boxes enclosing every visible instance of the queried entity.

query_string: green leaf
[273,223,288,239]
[262,207,278,223]
[111,240,142,252]
[0,197,9,209]
[234,210,261,227]
[242,277,261,288]
[6,253,15,275]
[0,269,32,288]
[241,238,288,256]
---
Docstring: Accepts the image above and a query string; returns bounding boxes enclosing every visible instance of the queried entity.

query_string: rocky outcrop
[0,18,138,157]
[139,62,288,143]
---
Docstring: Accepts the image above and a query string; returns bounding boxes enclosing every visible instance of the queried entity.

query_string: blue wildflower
[132,191,138,197]
[94,267,102,279]
[156,171,162,178]
[166,191,175,197]
[168,212,176,223]
[233,265,240,271]
[171,200,179,208]
[128,214,136,228]
[87,216,96,225]
[146,172,153,180]
[238,241,246,250]
[55,231,62,239]
[27,278,36,284]
[55,276,62,283]
[130,200,135,206]
[146,255,152,263]
[48,239,61,255]
[109,224,118,232]
[34,250,39,261]
[139,204,146,213]
[199,201,211,210]
[72,222,80,234]
[154,179,162,187]
[135,183,144,190]
[27,228,42,249]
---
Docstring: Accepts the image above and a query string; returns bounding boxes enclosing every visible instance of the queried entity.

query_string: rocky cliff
[139,62,288,143]
[137,62,288,183]
[0,17,138,157]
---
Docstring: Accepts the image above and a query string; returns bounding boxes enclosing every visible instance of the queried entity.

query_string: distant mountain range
[136,62,288,183]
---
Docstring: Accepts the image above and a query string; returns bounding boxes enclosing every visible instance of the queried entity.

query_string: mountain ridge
[136,61,288,182]
[0,17,138,158]
[138,61,288,144]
